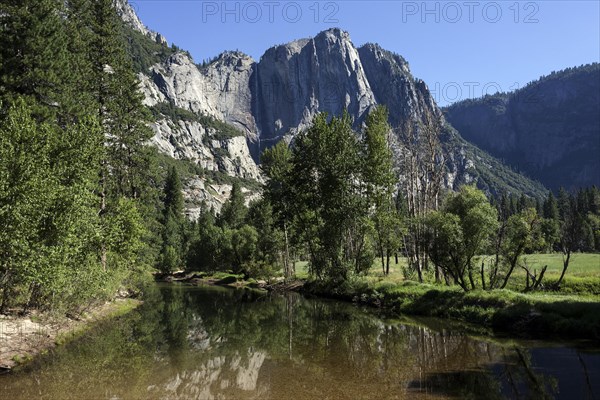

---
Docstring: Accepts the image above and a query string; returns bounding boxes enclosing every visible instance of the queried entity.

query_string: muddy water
[0,284,598,399]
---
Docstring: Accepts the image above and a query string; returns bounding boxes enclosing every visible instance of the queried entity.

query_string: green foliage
[186,190,285,279]
[158,167,187,273]
[288,112,367,280]
[362,106,403,275]
[149,102,203,124]
[204,170,262,191]
[198,114,245,140]
[162,166,184,216]
[230,225,259,274]
[0,0,70,120]
[186,210,227,273]
[122,27,175,73]
[0,100,117,311]
[245,199,285,268]
[488,208,545,290]
[218,182,247,229]
[426,186,498,291]
[261,141,293,212]
[104,198,145,259]
[305,278,600,340]
[0,1,159,313]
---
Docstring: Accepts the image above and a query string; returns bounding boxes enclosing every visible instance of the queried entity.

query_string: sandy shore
[0,298,141,372]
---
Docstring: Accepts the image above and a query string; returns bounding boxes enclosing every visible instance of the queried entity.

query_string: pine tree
[0,0,161,310]
[219,182,247,229]
[90,0,153,200]
[540,191,560,251]
[0,0,80,122]
[543,192,559,220]
[63,0,98,120]
[83,0,156,271]
[163,166,184,216]
[159,166,185,273]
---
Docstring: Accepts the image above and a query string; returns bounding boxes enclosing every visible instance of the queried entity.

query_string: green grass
[297,253,600,340]
[304,277,600,340]
[476,253,600,294]
[515,253,600,277]
[311,253,600,295]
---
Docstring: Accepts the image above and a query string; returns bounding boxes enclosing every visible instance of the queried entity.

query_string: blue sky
[132,1,600,106]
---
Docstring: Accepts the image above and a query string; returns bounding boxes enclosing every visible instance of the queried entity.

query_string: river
[1,284,598,399]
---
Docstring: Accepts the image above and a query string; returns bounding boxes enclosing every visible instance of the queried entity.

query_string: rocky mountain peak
[114,0,167,45]
[209,51,255,70]
[359,44,411,76]
[315,27,351,43]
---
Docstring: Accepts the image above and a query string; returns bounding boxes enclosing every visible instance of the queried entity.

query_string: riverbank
[0,298,142,372]
[301,279,600,341]
[159,271,600,341]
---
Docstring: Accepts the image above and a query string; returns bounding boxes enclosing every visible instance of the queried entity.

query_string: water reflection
[0,284,598,400]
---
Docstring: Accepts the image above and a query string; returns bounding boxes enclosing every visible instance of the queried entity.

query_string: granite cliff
[116,0,548,215]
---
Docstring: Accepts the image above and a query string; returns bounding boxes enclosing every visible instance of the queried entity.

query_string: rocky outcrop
[444,64,600,190]
[149,119,261,181]
[144,52,257,136]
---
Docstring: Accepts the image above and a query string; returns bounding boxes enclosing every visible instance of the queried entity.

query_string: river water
[1,284,598,399]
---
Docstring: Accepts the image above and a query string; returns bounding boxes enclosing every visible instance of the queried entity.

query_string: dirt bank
[0,298,141,372]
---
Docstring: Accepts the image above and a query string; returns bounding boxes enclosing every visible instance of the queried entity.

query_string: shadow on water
[0,283,599,400]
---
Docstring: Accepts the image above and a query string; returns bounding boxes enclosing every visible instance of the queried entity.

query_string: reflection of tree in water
[410,346,560,399]
[0,285,594,400]
[158,288,559,399]
[499,348,558,399]
[158,285,192,367]
[150,287,588,399]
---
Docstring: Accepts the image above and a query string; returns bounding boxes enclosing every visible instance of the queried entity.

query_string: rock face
[117,0,549,213]
[444,64,600,191]
[252,29,376,155]
[144,52,257,134]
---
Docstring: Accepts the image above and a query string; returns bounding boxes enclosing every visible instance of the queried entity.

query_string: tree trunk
[386,253,390,275]
[500,250,523,289]
[99,179,107,273]
[480,261,486,290]
[283,221,291,280]
[0,269,12,313]
[556,251,571,288]
[533,266,547,290]
[468,267,476,290]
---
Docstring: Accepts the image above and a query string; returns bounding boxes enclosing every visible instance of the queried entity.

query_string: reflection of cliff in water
[0,284,598,400]
[150,350,267,400]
